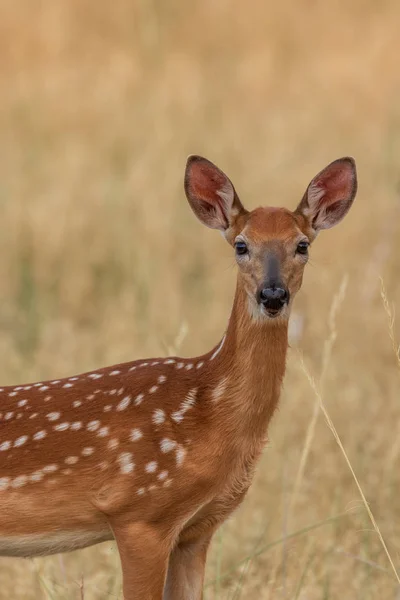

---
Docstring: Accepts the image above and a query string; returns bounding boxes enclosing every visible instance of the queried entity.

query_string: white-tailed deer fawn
[0,155,357,599]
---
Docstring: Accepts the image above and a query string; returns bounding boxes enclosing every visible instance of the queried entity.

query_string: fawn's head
[185,155,357,321]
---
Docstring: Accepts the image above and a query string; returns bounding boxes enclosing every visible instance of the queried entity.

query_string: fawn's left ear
[295,157,357,232]
[184,155,248,231]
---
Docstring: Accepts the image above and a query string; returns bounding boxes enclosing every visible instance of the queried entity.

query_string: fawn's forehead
[238,207,303,243]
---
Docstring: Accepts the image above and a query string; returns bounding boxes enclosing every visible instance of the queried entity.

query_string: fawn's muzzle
[259,286,289,315]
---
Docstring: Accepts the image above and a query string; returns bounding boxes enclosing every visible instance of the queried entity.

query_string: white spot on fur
[69,377,79,381]
[176,362,184,369]
[110,370,120,375]
[0,477,10,490]
[176,446,186,467]
[109,389,116,395]
[51,381,60,385]
[0,441,11,451]
[9,391,17,397]
[29,413,38,419]
[158,470,168,481]
[39,386,50,392]
[134,394,144,406]
[44,396,52,402]
[117,395,131,411]
[81,447,94,456]
[43,465,58,473]
[108,438,119,450]
[164,359,175,364]
[185,363,193,371]
[30,471,44,482]
[171,412,183,424]
[152,409,165,426]
[151,361,159,366]
[118,452,134,474]
[103,405,112,412]
[63,383,73,389]
[145,461,158,473]
[87,420,101,432]
[160,438,177,453]
[65,456,78,465]
[73,400,82,408]
[33,430,46,441]
[171,388,197,423]
[86,394,95,400]
[47,412,60,421]
[54,423,70,432]
[17,400,27,408]
[88,373,103,380]
[158,375,167,384]
[62,469,72,475]
[149,385,158,394]
[163,479,173,488]
[70,422,82,431]
[211,377,228,403]
[196,361,204,369]
[210,335,226,361]
[97,426,109,437]
[128,366,136,372]
[23,386,31,390]
[14,436,28,447]
[4,412,14,420]
[137,487,145,495]
[130,428,143,442]
[12,475,28,488]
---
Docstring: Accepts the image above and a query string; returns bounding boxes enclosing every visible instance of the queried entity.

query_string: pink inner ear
[313,161,354,206]
[189,161,228,206]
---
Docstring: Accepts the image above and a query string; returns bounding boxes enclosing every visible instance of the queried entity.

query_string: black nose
[259,287,288,310]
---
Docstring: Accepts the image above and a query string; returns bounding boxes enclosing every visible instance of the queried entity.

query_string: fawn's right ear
[184,156,247,231]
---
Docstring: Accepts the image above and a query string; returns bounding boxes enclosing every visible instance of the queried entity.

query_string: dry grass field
[1,0,400,597]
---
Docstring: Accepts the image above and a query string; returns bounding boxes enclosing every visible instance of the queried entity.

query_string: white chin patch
[247,297,288,322]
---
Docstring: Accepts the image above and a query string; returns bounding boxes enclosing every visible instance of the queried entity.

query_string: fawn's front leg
[163,533,213,600]
[111,518,172,600]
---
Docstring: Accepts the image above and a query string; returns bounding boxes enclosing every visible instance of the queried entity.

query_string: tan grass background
[1,1,400,597]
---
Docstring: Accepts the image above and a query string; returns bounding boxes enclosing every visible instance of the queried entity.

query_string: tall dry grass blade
[80,575,85,600]
[289,275,348,519]
[334,549,391,575]
[380,277,400,372]
[166,321,188,356]
[299,356,400,585]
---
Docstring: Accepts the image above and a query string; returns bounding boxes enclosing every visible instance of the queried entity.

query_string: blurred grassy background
[1,0,400,597]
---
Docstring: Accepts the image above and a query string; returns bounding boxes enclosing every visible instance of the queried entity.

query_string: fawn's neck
[210,280,289,433]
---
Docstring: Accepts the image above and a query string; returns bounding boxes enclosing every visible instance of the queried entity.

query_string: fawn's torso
[0,285,288,557]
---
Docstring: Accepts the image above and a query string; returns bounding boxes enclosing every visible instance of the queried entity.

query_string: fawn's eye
[235,241,248,256]
[296,241,309,255]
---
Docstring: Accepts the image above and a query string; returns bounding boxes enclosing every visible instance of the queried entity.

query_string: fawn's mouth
[262,306,284,318]
[261,298,288,318]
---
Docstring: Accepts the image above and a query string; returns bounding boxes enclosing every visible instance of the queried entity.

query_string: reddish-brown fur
[0,155,357,599]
